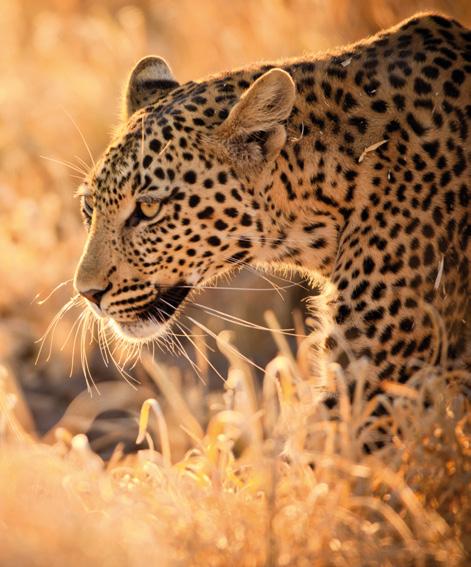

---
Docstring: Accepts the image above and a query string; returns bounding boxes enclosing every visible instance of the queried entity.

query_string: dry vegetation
[1,1,470,565]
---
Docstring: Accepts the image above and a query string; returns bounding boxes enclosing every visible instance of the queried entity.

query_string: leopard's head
[74,56,295,341]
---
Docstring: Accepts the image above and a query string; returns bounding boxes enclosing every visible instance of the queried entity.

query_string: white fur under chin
[111,318,170,343]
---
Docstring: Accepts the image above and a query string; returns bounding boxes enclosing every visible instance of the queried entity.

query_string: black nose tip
[79,283,111,308]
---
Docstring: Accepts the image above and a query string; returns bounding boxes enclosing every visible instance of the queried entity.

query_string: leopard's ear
[124,56,179,119]
[216,68,295,168]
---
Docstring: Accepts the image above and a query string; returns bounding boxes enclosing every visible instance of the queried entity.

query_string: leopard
[74,12,471,403]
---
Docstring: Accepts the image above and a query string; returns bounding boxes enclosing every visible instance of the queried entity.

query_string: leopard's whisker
[68,173,88,181]
[69,309,88,378]
[105,332,140,387]
[151,297,214,354]
[128,341,143,370]
[189,301,305,338]
[225,256,310,294]
[120,340,140,370]
[94,325,107,368]
[60,303,88,352]
[180,325,225,384]
[143,307,207,381]
[146,313,194,365]
[80,310,100,395]
[88,314,97,346]
[77,310,92,391]
[33,279,74,305]
[252,264,311,292]
[225,259,284,298]
[35,294,81,364]
[172,321,211,384]
[74,154,91,174]
[147,297,196,337]
[160,282,300,293]
[62,107,95,168]
[186,315,266,374]
[97,319,110,367]
[39,155,88,176]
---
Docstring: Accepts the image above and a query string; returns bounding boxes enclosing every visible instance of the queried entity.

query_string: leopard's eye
[126,198,164,228]
[82,195,94,218]
[139,200,162,219]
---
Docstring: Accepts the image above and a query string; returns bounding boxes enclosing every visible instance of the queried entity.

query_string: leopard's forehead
[90,127,141,197]
[85,106,237,228]
[90,118,179,206]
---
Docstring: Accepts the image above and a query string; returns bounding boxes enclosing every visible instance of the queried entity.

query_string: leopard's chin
[111,318,171,343]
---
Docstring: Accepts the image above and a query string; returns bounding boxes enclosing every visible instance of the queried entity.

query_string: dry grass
[1,1,471,565]
[1,334,470,566]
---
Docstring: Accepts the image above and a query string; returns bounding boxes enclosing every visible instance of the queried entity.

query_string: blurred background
[1,0,471,452]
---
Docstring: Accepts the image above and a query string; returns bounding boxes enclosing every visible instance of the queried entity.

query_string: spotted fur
[75,13,471,397]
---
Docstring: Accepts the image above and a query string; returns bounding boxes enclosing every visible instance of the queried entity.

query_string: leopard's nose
[79,283,112,308]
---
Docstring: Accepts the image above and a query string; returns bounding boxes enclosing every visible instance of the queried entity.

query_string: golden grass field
[0,1,470,565]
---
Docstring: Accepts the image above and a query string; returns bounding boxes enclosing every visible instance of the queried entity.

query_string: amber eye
[139,200,162,219]
[81,195,94,218]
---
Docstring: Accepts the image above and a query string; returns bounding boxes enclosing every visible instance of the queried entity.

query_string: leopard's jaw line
[111,317,170,343]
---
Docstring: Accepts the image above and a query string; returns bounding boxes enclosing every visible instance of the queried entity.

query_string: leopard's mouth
[110,283,191,342]
[138,284,191,324]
